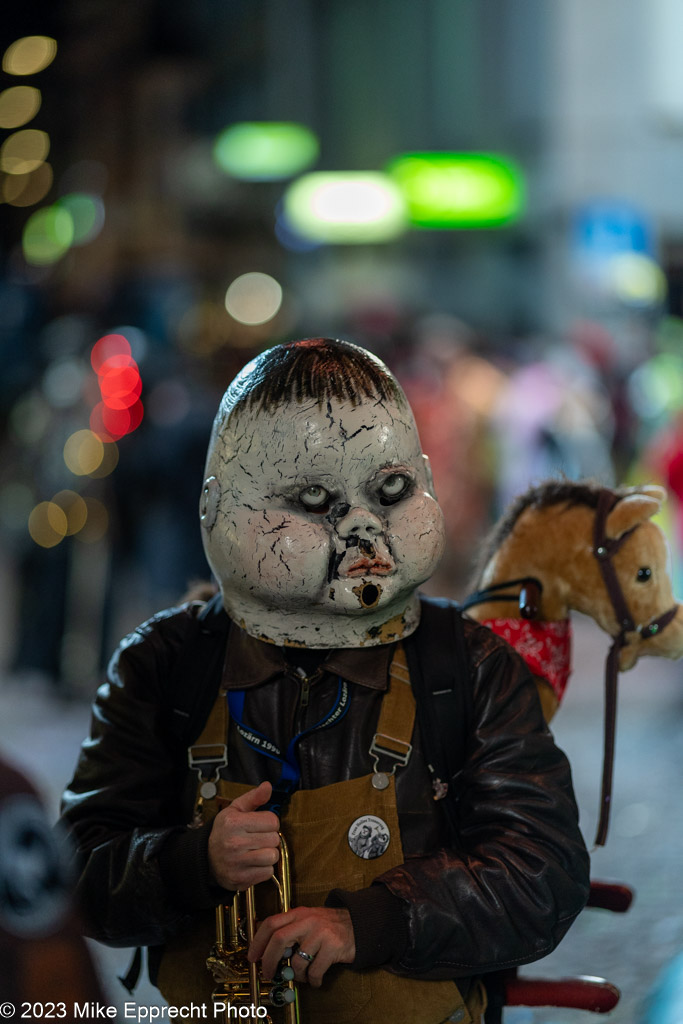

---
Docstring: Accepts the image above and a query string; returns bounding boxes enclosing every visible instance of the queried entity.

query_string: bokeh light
[213,122,319,181]
[0,85,41,129]
[90,333,132,373]
[75,498,109,544]
[224,272,283,325]
[3,36,57,76]
[56,193,105,245]
[99,363,142,409]
[628,354,683,421]
[42,358,86,409]
[22,205,74,265]
[87,441,119,479]
[28,501,68,548]
[88,333,144,440]
[386,152,525,227]
[52,490,88,536]
[63,429,105,476]
[3,161,53,206]
[283,172,407,244]
[27,491,111,548]
[90,399,144,441]
[1,128,50,175]
[608,252,667,306]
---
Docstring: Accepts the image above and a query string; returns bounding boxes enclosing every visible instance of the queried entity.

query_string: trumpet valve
[206,943,250,984]
[275,963,295,983]
[269,983,297,1007]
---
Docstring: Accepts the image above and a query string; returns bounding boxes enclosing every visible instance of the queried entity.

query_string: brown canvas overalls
[158,647,485,1024]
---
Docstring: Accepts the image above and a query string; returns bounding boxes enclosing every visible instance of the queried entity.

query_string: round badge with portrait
[347,814,391,860]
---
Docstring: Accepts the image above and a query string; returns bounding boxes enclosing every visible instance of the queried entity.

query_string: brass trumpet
[207,833,300,1024]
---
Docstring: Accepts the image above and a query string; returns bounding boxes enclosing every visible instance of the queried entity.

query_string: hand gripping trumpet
[206,832,300,1024]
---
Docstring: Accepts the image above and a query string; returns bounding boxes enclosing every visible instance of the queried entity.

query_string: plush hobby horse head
[464,480,683,844]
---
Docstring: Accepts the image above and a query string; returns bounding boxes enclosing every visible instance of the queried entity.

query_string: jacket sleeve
[332,635,591,978]
[59,607,227,948]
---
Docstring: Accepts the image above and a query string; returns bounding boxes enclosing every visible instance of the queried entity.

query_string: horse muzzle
[619,602,683,670]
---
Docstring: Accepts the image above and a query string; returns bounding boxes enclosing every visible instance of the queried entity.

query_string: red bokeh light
[100,365,142,409]
[88,333,144,443]
[90,399,144,441]
[91,334,132,374]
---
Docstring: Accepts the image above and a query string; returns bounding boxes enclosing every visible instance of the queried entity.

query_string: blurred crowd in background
[2,0,683,697]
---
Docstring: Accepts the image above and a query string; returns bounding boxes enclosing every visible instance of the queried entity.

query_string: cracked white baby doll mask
[199,338,445,647]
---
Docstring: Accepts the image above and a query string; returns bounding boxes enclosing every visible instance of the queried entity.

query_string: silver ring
[295,949,315,963]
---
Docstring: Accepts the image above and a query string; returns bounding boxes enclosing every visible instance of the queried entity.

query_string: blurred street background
[2,0,683,1020]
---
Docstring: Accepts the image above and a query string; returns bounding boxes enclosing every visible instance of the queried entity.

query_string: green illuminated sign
[283,172,407,244]
[213,122,319,181]
[386,152,525,228]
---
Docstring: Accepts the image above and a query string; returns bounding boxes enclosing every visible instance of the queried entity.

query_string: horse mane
[470,478,631,588]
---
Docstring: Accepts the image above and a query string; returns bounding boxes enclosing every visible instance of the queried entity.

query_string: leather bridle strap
[592,490,634,848]
[592,489,677,845]
[461,577,544,620]
[593,490,636,634]
[640,604,678,639]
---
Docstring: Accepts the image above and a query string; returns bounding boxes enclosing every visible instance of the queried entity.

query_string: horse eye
[636,567,652,583]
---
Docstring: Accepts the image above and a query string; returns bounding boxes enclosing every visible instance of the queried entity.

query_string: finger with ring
[295,949,316,963]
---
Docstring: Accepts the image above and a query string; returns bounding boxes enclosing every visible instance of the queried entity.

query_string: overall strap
[187,681,228,801]
[369,646,416,781]
[168,591,229,746]
[404,596,472,836]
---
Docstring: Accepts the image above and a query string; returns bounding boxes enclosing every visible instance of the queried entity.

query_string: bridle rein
[591,489,677,845]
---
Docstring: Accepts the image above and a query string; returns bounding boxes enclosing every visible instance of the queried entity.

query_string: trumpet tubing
[207,833,300,1024]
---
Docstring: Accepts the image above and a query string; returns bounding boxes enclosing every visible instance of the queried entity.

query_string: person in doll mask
[199,337,445,647]
[61,339,589,1024]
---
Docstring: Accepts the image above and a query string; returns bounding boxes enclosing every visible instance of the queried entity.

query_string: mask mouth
[336,536,395,580]
[345,557,393,577]
[353,582,382,608]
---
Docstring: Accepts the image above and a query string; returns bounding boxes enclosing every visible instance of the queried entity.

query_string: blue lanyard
[227,677,350,793]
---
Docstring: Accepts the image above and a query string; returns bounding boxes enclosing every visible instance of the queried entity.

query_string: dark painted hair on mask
[225,338,406,423]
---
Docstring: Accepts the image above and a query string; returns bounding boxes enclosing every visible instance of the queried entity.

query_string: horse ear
[605,490,663,540]
[637,484,667,503]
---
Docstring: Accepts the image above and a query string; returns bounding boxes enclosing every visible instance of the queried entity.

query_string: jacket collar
[222,621,394,691]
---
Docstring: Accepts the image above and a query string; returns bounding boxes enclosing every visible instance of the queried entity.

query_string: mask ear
[422,454,438,499]
[200,476,221,531]
[605,489,663,540]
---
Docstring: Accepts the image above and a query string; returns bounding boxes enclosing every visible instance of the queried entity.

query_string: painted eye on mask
[300,485,330,513]
[379,473,410,505]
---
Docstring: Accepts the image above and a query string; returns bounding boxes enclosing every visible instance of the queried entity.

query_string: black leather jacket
[60,598,590,982]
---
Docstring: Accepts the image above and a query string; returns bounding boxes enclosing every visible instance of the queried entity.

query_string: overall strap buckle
[187,743,228,782]
[369,733,413,776]
[369,644,416,784]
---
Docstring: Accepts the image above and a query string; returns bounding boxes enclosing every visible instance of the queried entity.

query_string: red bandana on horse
[481,617,572,703]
